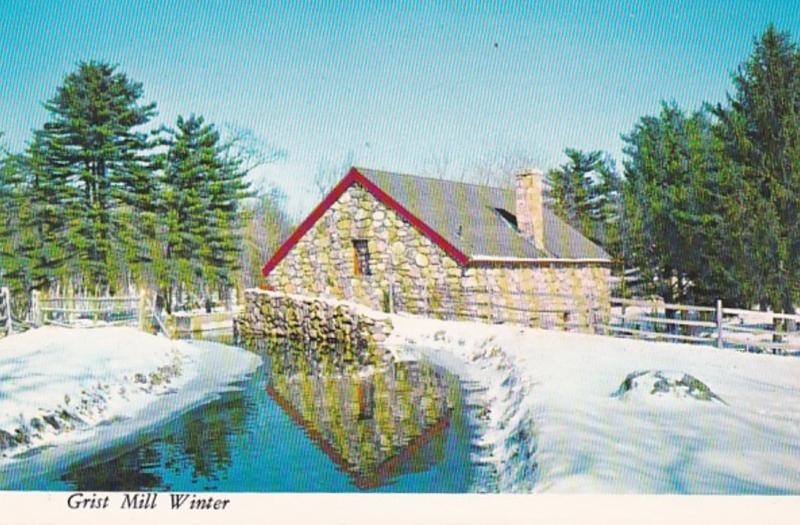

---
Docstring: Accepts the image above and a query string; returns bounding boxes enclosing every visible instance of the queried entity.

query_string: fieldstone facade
[266,183,610,331]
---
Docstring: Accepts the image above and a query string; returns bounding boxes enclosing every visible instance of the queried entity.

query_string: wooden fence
[10,284,800,357]
[24,291,237,339]
[0,287,11,336]
[30,291,144,328]
[606,297,800,355]
[389,284,800,355]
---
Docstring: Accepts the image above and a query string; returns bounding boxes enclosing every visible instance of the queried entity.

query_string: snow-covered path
[0,327,260,473]
[385,316,800,494]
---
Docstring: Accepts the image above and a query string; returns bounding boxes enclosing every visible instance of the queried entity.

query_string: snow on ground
[385,315,800,494]
[0,327,260,469]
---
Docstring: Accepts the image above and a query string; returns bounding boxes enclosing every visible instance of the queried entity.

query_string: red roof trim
[261,167,470,277]
[261,168,360,277]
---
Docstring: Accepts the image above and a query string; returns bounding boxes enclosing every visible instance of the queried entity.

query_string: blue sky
[2,1,799,217]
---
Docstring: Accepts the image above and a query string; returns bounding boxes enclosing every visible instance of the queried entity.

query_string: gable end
[261,168,471,277]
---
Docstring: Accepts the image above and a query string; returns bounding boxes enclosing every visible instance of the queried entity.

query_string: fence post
[31,290,42,327]
[716,298,723,350]
[1,287,12,335]
[138,293,147,330]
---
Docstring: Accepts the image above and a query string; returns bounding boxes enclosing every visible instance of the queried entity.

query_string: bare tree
[221,124,287,174]
[313,151,355,198]
[220,124,288,197]
[419,150,460,180]
[465,148,542,188]
[238,186,294,289]
[419,147,543,187]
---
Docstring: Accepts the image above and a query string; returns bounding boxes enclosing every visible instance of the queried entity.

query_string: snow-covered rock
[612,370,726,404]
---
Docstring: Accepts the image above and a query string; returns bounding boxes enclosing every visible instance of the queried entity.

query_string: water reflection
[56,336,464,492]
[61,391,250,491]
[264,340,455,489]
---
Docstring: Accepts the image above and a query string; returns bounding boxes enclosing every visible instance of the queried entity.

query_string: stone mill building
[261,167,612,330]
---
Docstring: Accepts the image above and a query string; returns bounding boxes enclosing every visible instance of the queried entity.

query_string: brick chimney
[515,169,545,251]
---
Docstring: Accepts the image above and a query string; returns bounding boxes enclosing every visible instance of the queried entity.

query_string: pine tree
[622,103,747,305]
[0,135,80,305]
[713,25,800,313]
[23,135,76,291]
[35,61,157,293]
[157,115,251,312]
[546,148,624,258]
[0,142,24,291]
[206,133,254,303]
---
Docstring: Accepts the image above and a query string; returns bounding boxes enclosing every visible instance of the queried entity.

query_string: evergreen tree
[622,103,746,305]
[0,141,23,291]
[546,148,624,259]
[156,116,210,312]
[21,136,76,292]
[157,115,250,312]
[0,135,78,306]
[35,61,156,292]
[204,132,253,305]
[5,64,285,310]
[713,25,800,313]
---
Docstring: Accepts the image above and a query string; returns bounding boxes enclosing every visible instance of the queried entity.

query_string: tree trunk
[783,293,796,332]
[166,287,173,315]
[772,315,783,354]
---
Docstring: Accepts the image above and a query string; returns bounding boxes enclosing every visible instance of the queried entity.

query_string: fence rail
[608,297,800,355]
[21,290,236,338]
[31,291,143,328]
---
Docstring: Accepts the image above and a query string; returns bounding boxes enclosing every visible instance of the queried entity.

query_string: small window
[352,239,372,276]
[493,207,519,232]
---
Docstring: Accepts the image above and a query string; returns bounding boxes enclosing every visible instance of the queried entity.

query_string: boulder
[613,370,725,403]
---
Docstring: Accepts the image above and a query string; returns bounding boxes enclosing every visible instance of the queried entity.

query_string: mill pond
[0,334,486,493]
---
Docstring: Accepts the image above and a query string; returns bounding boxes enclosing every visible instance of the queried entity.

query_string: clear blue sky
[2,1,799,217]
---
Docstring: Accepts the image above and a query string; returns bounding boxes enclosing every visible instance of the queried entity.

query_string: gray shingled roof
[357,168,611,261]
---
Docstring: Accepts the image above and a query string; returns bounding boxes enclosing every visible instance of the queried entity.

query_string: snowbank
[385,316,800,494]
[0,327,260,473]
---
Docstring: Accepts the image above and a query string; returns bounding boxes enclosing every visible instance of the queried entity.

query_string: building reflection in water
[264,339,456,489]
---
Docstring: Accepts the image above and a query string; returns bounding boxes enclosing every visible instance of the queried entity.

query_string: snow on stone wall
[239,289,394,366]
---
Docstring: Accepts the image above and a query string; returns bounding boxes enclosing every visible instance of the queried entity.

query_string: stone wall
[459,263,611,330]
[238,289,394,366]
[266,182,611,331]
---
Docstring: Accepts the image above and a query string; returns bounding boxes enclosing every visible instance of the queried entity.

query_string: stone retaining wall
[238,289,394,365]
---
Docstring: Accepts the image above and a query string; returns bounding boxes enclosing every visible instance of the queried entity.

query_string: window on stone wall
[352,239,372,276]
